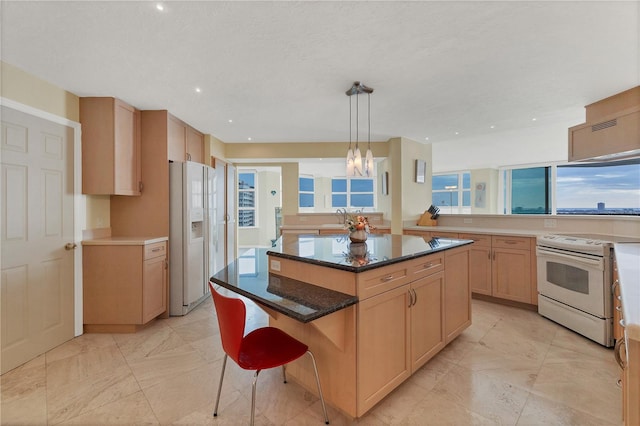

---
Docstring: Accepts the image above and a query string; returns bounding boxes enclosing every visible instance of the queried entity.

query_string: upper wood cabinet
[80,97,141,195]
[167,115,204,163]
[568,86,640,162]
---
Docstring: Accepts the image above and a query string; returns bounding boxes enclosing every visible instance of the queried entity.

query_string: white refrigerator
[169,161,219,316]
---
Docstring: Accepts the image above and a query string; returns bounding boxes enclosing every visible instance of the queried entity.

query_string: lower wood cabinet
[459,233,535,305]
[82,239,168,332]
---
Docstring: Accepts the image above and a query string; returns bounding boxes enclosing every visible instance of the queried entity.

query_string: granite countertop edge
[210,276,358,323]
[267,239,473,272]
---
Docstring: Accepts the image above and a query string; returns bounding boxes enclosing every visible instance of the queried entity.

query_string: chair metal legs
[213,354,227,417]
[307,350,330,425]
[250,370,261,426]
[214,352,329,425]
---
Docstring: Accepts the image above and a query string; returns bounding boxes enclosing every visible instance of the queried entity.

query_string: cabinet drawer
[144,242,167,260]
[408,253,444,281]
[431,231,459,239]
[492,236,530,250]
[357,263,411,300]
[459,233,491,248]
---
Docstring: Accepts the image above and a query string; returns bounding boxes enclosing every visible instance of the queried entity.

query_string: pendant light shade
[346,81,374,177]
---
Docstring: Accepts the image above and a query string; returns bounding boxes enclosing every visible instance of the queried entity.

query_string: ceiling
[2,1,639,152]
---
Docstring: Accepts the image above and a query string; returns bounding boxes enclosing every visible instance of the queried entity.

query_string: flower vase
[349,229,367,243]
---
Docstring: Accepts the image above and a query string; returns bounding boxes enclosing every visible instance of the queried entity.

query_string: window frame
[431,171,471,214]
[331,176,376,209]
[238,170,257,228]
[298,174,315,210]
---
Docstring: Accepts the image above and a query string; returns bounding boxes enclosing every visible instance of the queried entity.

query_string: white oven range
[536,234,630,347]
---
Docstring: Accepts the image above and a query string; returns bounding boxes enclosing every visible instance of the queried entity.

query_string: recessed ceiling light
[425,137,429,141]
[490,125,495,129]
[156,3,164,11]
[455,132,459,135]
[532,118,537,121]
[195,87,201,93]
[247,137,252,141]
[228,119,233,123]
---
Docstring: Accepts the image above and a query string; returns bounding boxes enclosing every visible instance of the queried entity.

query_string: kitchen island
[211,233,472,418]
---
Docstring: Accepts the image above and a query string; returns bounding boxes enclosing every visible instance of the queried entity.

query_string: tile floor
[1,296,622,425]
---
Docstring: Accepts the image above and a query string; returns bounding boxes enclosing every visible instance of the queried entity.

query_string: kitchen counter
[81,236,168,245]
[267,233,473,272]
[210,248,358,323]
[614,243,640,341]
[404,225,543,238]
[258,233,472,418]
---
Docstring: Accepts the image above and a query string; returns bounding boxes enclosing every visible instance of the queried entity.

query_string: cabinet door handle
[614,338,626,369]
[611,280,619,296]
[139,181,144,193]
[620,319,626,328]
[408,290,414,307]
[412,289,418,306]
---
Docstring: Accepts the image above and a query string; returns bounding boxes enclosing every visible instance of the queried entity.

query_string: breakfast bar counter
[211,234,472,418]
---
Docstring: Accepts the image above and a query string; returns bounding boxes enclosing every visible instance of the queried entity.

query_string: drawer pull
[381,275,395,282]
[503,240,518,245]
[424,262,433,268]
[616,305,622,312]
[614,338,626,369]
[151,247,163,252]
[620,319,626,328]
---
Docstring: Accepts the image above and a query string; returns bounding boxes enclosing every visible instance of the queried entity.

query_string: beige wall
[1,62,110,232]
[470,168,500,214]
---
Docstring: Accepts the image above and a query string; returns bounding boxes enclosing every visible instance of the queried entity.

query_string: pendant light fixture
[346,81,374,177]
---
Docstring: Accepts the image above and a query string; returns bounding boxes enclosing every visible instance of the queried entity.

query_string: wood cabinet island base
[264,236,472,419]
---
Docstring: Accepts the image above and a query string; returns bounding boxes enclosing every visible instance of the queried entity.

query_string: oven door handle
[536,247,603,268]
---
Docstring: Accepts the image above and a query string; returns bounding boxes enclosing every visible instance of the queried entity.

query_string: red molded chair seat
[208,282,329,425]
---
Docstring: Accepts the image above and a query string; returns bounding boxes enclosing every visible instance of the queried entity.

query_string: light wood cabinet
[460,233,492,296]
[568,86,640,162]
[357,259,448,414]
[80,97,141,195]
[491,236,532,304]
[444,247,471,342]
[457,233,535,305]
[186,126,204,163]
[168,114,204,163]
[357,284,411,413]
[82,240,167,332]
[410,271,445,370]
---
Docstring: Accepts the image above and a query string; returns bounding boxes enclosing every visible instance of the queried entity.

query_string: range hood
[568,86,640,162]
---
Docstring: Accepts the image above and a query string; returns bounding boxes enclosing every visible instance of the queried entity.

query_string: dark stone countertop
[267,233,473,272]
[210,248,358,323]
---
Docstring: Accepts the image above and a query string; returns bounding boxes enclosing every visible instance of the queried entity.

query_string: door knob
[65,242,77,250]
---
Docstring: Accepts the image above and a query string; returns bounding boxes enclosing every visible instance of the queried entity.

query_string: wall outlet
[463,218,473,224]
[299,216,308,222]
[270,259,281,272]
[544,219,557,228]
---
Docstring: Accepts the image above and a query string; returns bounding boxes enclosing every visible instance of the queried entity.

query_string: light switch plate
[270,259,281,271]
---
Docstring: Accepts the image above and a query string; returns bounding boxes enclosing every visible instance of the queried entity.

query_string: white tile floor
[0,297,622,425]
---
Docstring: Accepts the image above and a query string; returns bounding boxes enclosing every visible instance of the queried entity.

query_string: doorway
[1,101,82,374]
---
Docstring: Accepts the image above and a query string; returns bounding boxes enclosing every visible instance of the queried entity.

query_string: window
[556,159,640,215]
[238,171,256,227]
[508,166,550,214]
[500,159,639,216]
[432,172,470,214]
[299,176,315,208]
[331,178,374,208]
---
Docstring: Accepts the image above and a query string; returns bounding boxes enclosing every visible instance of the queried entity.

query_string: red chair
[209,282,329,425]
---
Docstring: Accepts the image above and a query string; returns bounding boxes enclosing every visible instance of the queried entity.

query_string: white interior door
[1,105,76,374]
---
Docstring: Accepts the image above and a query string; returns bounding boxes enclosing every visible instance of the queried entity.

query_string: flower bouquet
[344,212,376,243]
